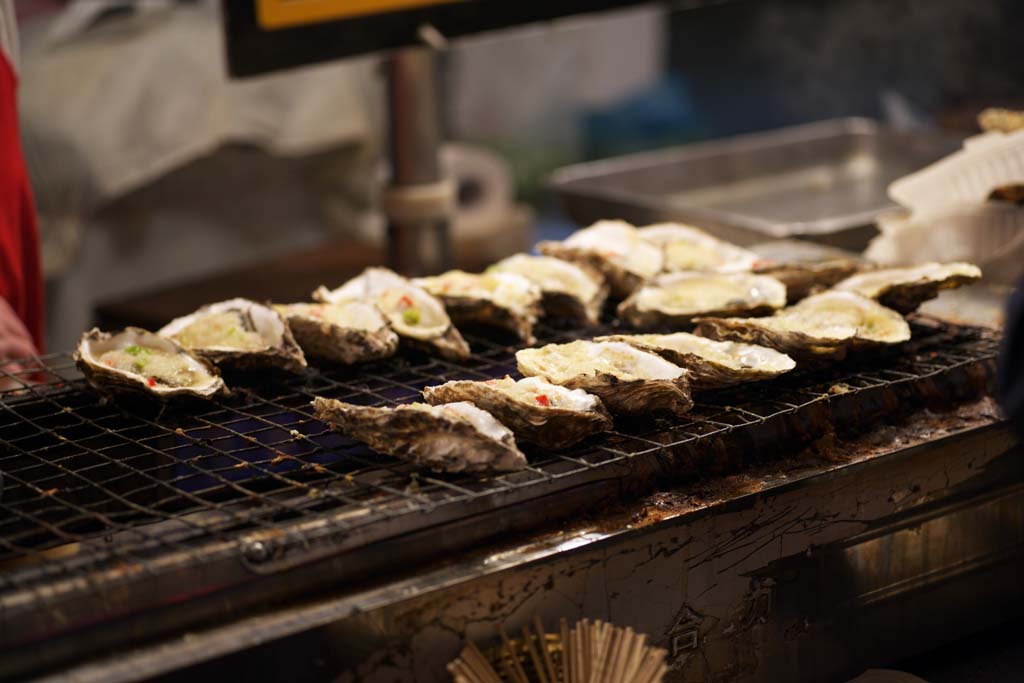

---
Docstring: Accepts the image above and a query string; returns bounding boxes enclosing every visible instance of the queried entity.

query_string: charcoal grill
[0,317,1018,683]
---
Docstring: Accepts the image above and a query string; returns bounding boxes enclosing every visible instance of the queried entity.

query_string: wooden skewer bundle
[448,617,669,683]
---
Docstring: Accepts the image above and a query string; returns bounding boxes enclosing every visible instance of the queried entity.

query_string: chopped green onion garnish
[402,307,421,325]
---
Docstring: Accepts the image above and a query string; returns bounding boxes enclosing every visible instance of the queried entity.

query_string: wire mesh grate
[0,317,1001,614]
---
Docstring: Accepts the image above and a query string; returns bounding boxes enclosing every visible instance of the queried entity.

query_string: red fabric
[0,54,44,351]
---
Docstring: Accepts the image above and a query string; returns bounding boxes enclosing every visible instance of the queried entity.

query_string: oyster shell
[273,300,398,365]
[694,291,910,362]
[314,267,470,361]
[159,298,307,373]
[754,258,862,302]
[413,270,543,344]
[311,397,527,473]
[490,253,608,326]
[516,340,693,417]
[638,223,759,273]
[618,272,786,330]
[75,327,226,398]
[833,262,982,313]
[596,332,795,389]
[537,220,663,298]
[422,376,612,449]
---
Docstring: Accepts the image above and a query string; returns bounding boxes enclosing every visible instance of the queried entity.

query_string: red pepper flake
[147,377,157,387]
[399,294,413,308]
[535,394,550,407]
[105,360,115,367]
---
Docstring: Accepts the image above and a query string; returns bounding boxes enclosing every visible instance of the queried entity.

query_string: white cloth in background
[0,0,18,74]
[19,0,381,210]
[866,127,1024,283]
[448,5,666,155]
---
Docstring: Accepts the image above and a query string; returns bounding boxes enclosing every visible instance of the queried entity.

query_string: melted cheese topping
[610,333,794,372]
[564,220,663,279]
[276,301,384,331]
[633,273,785,315]
[172,312,267,351]
[786,291,910,343]
[492,254,602,302]
[483,376,600,411]
[834,262,981,299]
[415,270,540,314]
[375,287,449,338]
[639,223,759,273]
[518,340,684,384]
[404,401,512,442]
[98,347,204,388]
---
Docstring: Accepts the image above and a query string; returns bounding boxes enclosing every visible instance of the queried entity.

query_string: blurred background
[14,0,1024,351]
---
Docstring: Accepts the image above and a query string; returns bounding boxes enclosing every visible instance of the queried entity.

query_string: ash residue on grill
[617,396,1002,531]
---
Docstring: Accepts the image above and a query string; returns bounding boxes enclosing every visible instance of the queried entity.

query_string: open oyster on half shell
[413,270,543,344]
[618,272,786,330]
[638,223,759,273]
[422,376,612,449]
[311,397,527,473]
[273,300,398,365]
[516,340,692,417]
[159,298,307,373]
[596,332,795,390]
[833,262,982,313]
[694,291,910,362]
[76,327,226,399]
[489,253,608,326]
[314,267,470,361]
[537,220,663,298]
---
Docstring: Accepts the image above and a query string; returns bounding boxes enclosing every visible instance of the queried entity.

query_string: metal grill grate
[0,317,1001,658]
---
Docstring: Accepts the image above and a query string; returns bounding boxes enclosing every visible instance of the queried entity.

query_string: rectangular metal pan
[551,118,961,250]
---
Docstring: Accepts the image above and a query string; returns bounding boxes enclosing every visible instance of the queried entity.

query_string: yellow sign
[257,0,461,30]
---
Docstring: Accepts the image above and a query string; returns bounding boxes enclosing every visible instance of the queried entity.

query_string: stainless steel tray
[551,118,961,250]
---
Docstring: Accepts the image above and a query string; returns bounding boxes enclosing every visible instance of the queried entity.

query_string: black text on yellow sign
[257,0,463,30]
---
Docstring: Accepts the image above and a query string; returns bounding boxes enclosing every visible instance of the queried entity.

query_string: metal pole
[384,47,452,277]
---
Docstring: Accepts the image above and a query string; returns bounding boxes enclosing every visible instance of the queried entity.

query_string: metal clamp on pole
[385,45,451,276]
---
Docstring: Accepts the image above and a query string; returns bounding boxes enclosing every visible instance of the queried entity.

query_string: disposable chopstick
[535,615,559,683]
[521,624,549,683]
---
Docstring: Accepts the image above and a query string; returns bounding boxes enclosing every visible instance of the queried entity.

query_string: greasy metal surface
[43,404,1020,683]
[551,118,960,249]
[0,318,1000,679]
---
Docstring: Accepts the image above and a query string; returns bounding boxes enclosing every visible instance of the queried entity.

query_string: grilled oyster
[638,223,759,273]
[694,291,910,362]
[273,300,398,365]
[537,220,663,298]
[76,327,226,398]
[618,272,786,330]
[315,267,470,361]
[490,253,608,326]
[159,298,306,373]
[311,397,527,473]
[422,376,612,449]
[413,270,543,344]
[516,340,692,417]
[833,262,982,313]
[596,332,795,389]
[754,258,862,303]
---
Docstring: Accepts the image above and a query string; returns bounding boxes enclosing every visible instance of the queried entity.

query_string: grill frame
[0,317,1001,673]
